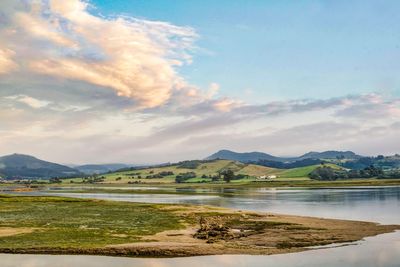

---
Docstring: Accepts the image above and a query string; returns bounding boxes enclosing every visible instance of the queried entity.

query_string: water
[1,232,399,267]
[2,186,400,266]
[39,186,400,223]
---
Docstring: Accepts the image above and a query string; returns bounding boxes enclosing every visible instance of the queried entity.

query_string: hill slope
[0,154,81,179]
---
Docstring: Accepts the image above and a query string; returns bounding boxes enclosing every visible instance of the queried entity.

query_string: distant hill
[75,164,131,175]
[0,154,81,179]
[298,151,361,160]
[206,149,362,163]
[341,155,400,170]
[206,150,291,162]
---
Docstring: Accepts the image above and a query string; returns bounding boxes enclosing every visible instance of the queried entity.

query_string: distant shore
[3,177,400,189]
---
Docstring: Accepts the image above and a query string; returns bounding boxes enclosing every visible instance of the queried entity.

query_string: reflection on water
[1,231,399,267]
[5,186,400,267]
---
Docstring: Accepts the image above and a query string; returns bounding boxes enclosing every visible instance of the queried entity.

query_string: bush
[159,171,174,176]
[177,160,201,169]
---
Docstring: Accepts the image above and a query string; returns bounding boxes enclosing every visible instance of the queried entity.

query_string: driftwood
[194,216,234,243]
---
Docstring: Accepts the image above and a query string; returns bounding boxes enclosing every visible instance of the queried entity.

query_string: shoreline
[2,179,400,199]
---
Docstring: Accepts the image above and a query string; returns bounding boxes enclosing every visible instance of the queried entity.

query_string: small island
[0,194,398,257]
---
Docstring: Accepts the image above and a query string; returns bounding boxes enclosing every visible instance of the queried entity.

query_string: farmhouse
[257,175,277,180]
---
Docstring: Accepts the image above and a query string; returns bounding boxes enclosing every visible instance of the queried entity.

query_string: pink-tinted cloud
[0,48,17,74]
[0,0,197,108]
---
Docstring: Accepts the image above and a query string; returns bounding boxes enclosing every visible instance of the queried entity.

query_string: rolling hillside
[65,159,340,184]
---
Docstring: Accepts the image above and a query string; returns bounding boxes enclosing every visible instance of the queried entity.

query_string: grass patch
[0,195,183,249]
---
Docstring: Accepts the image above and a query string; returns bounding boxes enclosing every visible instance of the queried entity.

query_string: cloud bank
[0,0,399,163]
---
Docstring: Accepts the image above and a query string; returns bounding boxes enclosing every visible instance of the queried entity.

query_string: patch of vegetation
[309,165,392,180]
[146,171,174,179]
[177,160,202,169]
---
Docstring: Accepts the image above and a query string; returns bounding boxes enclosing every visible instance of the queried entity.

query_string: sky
[0,0,399,164]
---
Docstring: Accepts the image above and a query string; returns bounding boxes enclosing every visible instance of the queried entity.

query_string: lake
[2,186,400,267]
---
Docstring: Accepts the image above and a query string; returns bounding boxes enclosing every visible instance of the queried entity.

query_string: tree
[221,169,235,183]
[175,172,196,183]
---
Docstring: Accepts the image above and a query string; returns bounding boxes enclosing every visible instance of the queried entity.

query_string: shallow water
[42,186,400,223]
[1,232,399,267]
[4,186,400,266]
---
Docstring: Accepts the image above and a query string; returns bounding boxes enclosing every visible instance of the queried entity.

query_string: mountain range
[74,164,131,175]
[0,150,363,180]
[206,149,361,163]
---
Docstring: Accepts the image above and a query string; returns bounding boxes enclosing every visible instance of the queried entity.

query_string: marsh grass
[0,195,183,248]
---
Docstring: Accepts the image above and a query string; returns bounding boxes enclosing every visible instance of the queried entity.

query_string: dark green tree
[221,169,235,183]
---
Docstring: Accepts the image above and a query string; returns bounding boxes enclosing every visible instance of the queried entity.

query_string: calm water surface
[3,186,400,267]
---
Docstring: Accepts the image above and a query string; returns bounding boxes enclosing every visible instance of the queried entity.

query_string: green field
[274,163,341,179]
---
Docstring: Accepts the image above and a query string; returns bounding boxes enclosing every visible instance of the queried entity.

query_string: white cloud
[206,83,220,98]
[0,0,197,108]
[5,95,50,109]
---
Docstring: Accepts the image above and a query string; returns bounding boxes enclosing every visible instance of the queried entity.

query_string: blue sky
[0,0,399,163]
[93,0,400,102]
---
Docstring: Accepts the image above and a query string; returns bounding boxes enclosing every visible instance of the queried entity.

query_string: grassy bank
[0,195,398,257]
